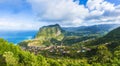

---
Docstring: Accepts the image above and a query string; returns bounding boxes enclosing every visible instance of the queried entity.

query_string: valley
[0,24,120,66]
[18,24,120,59]
[0,0,120,65]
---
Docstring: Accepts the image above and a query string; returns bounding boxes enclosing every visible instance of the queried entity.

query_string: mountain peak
[42,24,60,28]
[36,24,64,41]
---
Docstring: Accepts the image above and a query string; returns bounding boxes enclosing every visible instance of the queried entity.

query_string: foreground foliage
[0,38,120,66]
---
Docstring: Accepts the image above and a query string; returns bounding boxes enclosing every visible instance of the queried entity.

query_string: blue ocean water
[0,31,37,44]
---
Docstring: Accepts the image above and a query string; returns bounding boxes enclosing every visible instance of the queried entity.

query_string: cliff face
[19,24,65,47]
[36,24,64,41]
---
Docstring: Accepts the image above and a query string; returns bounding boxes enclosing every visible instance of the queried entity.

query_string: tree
[18,51,38,66]
[114,51,120,59]
[3,51,18,66]
[36,55,49,66]
[92,45,112,63]
[47,59,61,66]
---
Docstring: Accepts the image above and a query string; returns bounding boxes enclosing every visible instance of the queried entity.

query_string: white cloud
[89,10,104,16]
[27,0,120,27]
[0,13,46,31]
[0,0,120,31]
[85,0,120,25]
[87,0,115,17]
[27,0,89,26]
[87,0,115,11]
[87,0,104,10]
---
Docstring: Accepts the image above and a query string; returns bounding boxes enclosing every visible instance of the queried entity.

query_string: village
[22,44,91,55]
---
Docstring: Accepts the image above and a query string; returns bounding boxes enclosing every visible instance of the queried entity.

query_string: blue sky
[0,0,120,30]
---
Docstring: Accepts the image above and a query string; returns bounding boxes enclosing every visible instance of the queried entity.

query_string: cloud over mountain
[0,0,120,30]
[27,0,89,26]
[27,0,120,26]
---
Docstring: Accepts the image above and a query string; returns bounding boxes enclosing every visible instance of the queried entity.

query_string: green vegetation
[63,24,119,36]
[0,25,120,66]
[36,24,65,40]
[0,37,120,66]
[84,27,120,47]
[19,24,100,47]
[19,24,65,47]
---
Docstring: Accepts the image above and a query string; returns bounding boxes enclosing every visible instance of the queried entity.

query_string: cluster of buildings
[21,45,91,55]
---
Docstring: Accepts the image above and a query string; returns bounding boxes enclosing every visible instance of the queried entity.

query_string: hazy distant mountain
[63,24,120,36]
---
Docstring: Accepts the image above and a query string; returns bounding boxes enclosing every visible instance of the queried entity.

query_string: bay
[0,30,37,44]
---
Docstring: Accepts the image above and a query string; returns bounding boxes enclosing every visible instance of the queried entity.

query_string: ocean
[0,30,37,44]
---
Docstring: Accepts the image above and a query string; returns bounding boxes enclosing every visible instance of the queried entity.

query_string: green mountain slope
[99,27,120,43]
[85,27,120,47]
[103,27,120,41]
[36,24,65,41]
[19,24,65,47]
[19,24,120,47]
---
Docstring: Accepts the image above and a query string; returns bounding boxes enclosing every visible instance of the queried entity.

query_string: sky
[0,0,120,30]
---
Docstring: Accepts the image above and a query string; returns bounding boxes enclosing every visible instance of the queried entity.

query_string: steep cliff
[19,24,65,46]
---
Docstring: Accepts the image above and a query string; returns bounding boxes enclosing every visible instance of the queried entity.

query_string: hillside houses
[21,45,91,55]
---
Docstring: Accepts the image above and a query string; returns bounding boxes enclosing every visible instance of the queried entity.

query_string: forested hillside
[87,27,120,46]
[20,24,113,47]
